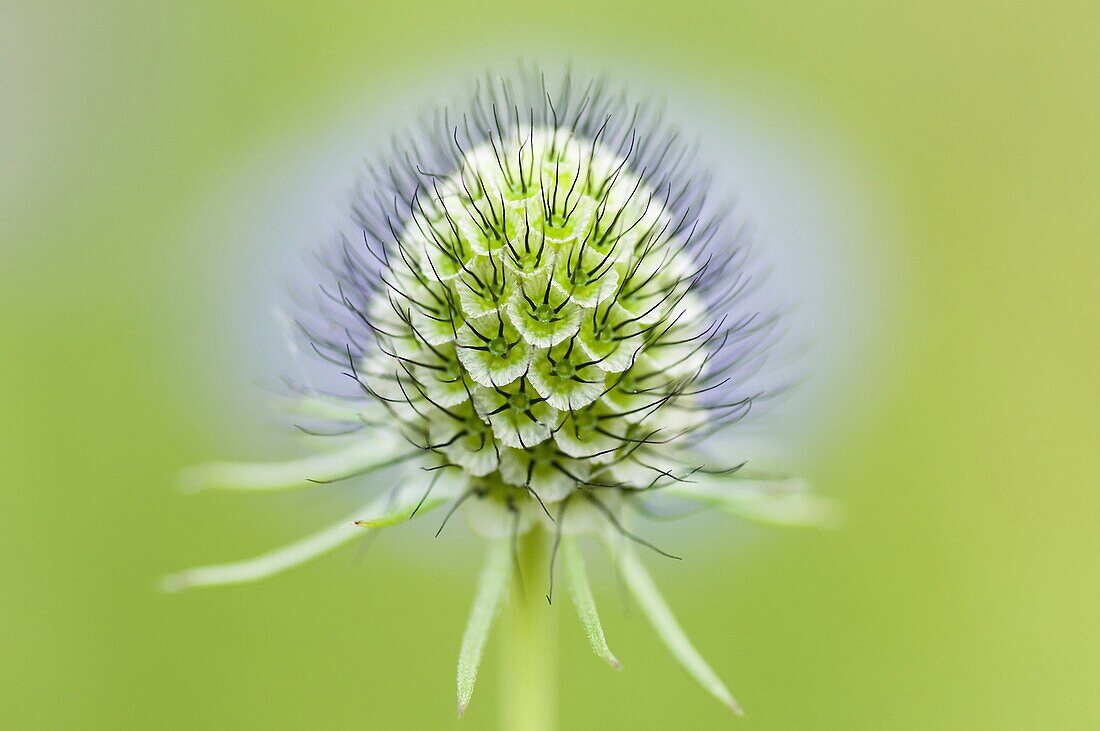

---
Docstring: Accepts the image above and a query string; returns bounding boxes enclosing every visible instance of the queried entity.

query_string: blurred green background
[3,1,1097,728]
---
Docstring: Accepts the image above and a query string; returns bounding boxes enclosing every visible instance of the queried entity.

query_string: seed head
[166,70,838,718]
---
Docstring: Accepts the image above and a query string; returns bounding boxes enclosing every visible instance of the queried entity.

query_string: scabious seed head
[170,71,836,718]
[313,79,768,530]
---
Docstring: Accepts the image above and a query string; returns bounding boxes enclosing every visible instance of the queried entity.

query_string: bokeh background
[3,1,1097,728]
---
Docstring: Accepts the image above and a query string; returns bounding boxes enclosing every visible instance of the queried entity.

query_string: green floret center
[574,409,598,430]
[531,441,557,466]
[534,303,556,323]
[488,336,511,357]
[551,360,576,379]
[515,253,541,272]
[508,392,531,411]
[464,417,488,448]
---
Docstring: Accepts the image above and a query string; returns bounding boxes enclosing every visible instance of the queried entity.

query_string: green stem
[500,525,556,731]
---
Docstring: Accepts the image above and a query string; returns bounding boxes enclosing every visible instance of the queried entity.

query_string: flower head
[166,71,837,717]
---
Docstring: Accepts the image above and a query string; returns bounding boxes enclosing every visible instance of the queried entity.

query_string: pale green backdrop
[2,1,1097,729]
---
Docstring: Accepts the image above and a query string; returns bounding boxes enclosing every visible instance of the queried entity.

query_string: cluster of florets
[338,122,749,522]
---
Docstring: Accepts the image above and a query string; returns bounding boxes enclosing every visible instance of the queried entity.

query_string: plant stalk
[500,525,556,731]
